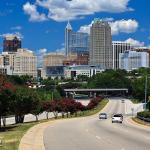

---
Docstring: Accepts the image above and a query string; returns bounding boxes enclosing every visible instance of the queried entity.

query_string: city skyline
[0,0,150,56]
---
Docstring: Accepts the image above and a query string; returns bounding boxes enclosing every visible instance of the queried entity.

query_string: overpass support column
[66,92,68,98]
[94,92,96,98]
[90,92,92,98]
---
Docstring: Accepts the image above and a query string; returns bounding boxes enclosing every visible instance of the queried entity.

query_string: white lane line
[95,135,101,140]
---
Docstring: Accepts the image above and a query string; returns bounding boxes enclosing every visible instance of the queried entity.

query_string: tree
[77,75,89,82]
[88,70,131,90]
[29,91,43,121]
[12,88,35,123]
[0,79,15,128]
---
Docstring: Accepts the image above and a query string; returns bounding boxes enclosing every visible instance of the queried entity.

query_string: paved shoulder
[19,121,54,150]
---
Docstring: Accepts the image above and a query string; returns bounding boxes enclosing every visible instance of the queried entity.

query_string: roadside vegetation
[1,67,150,148]
[0,97,108,150]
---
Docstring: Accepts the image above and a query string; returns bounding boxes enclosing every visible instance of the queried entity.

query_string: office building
[64,65,104,79]
[0,65,12,75]
[89,19,112,69]
[3,35,21,52]
[112,41,132,70]
[119,51,149,71]
[63,53,89,66]
[0,49,37,77]
[43,52,77,78]
[13,49,37,77]
[65,21,89,56]
[133,47,150,67]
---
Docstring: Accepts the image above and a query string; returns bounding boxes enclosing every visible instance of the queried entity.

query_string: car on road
[112,114,123,123]
[99,113,107,119]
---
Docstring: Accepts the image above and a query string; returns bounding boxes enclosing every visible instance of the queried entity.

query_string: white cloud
[0,32,23,39]
[125,38,144,47]
[55,47,65,54]
[11,26,22,30]
[37,48,47,67]
[78,19,138,35]
[39,48,47,54]
[23,2,47,22]
[110,19,138,35]
[23,0,132,22]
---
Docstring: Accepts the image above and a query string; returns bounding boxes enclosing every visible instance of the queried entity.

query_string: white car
[112,114,123,123]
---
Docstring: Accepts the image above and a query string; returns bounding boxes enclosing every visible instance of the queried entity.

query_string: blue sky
[0,0,150,55]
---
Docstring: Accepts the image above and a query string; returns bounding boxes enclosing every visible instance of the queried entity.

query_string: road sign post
[131,108,134,117]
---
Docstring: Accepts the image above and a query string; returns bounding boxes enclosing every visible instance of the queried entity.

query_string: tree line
[0,74,103,129]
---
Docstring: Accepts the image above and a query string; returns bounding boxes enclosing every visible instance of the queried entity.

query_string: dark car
[99,113,107,119]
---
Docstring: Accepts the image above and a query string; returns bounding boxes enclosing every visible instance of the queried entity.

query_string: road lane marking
[96,136,101,140]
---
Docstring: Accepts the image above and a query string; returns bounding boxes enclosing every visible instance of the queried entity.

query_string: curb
[19,121,54,150]
[127,117,150,130]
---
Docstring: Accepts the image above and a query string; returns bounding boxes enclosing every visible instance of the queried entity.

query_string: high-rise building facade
[65,21,89,56]
[112,41,132,70]
[89,19,112,69]
[13,49,37,77]
[119,51,149,71]
[0,49,37,77]
[133,47,150,67]
[3,35,21,52]
[43,52,77,78]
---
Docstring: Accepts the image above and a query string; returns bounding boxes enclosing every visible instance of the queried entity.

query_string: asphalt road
[44,98,150,150]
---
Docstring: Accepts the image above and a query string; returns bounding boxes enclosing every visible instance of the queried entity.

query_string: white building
[64,65,104,79]
[0,49,37,77]
[13,49,37,77]
[119,51,149,71]
[112,41,132,70]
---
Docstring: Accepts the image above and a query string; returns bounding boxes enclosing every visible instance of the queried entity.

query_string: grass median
[0,98,108,150]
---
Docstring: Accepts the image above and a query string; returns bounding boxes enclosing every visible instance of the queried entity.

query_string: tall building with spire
[65,21,72,56]
[89,19,112,69]
[65,21,89,56]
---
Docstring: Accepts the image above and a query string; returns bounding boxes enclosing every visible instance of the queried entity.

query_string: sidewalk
[19,120,54,150]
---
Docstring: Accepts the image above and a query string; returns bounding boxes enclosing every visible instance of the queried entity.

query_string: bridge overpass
[64,88,128,98]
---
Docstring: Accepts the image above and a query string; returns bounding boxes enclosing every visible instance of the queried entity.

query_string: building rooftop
[66,21,72,30]
[4,35,21,41]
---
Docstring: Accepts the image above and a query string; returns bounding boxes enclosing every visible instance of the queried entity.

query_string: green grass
[0,122,37,150]
[0,99,108,150]
[80,99,109,117]
[131,99,141,104]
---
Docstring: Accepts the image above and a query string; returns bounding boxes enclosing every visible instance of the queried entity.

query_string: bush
[86,97,103,110]
[137,111,150,118]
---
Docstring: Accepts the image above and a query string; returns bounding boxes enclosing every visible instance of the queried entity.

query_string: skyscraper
[112,41,132,70]
[65,21,89,56]
[89,19,112,69]
[65,21,72,56]
[3,35,21,52]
